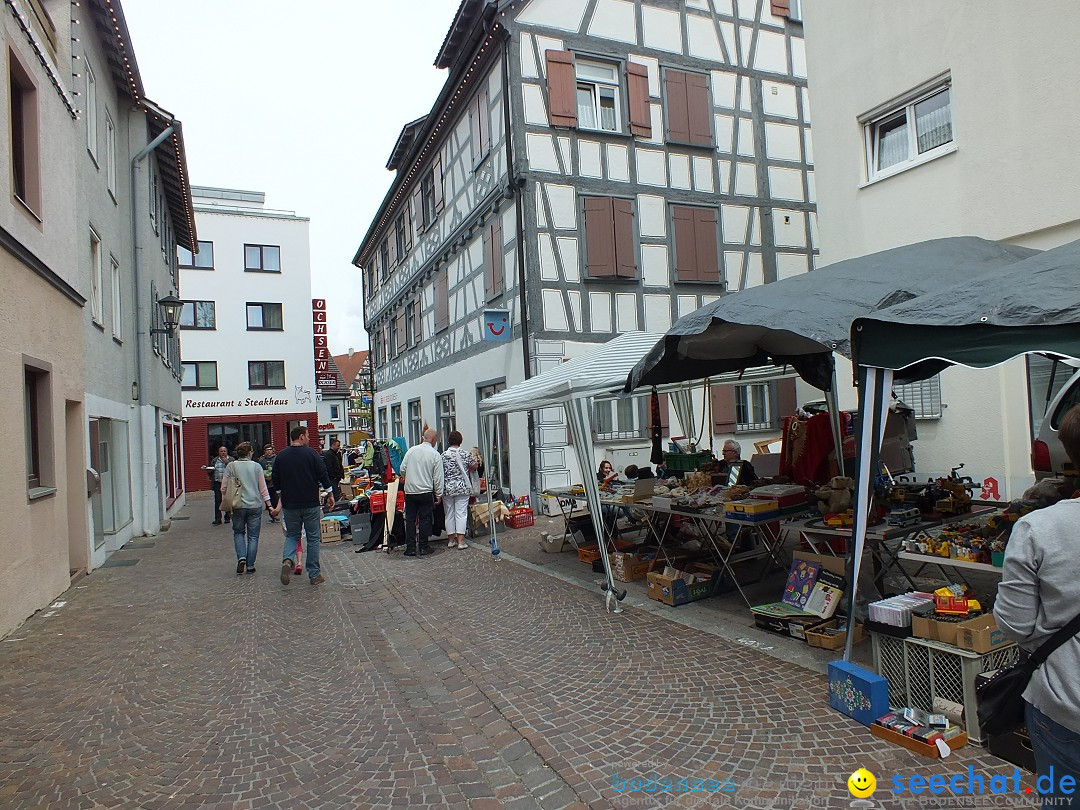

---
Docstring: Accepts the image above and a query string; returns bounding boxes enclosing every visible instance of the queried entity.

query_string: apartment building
[2,0,195,637]
[332,349,374,437]
[179,187,318,490]
[802,0,1080,497]
[355,0,814,494]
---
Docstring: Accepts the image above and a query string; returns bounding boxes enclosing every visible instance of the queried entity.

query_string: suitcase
[351,512,378,552]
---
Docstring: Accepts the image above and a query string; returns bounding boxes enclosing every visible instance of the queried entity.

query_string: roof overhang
[434,0,489,70]
[85,0,146,102]
[386,116,429,170]
[143,98,197,251]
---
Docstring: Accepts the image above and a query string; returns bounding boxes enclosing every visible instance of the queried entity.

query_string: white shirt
[399,442,444,498]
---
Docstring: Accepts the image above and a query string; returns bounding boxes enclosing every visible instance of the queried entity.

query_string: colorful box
[646,565,718,606]
[725,498,780,516]
[749,484,808,509]
[828,660,890,726]
[752,609,822,641]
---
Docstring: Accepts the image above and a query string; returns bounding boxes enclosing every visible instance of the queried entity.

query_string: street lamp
[151,292,184,335]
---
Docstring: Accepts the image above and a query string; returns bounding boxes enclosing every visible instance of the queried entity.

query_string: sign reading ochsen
[313,299,337,389]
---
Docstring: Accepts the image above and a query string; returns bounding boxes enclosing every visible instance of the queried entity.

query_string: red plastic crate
[505,511,535,529]
[369,491,405,514]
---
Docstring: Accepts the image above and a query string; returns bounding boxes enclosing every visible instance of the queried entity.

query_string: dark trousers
[404,493,435,553]
[211,480,231,523]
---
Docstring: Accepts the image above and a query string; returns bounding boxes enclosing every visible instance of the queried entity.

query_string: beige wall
[0,256,87,638]
[804,0,1080,263]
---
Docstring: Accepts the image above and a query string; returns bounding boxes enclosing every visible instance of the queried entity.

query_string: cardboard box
[651,496,673,511]
[646,564,718,606]
[828,660,890,727]
[753,611,821,641]
[537,533,569,553]
[954,614,1012,654]
[610,552,653,582]
[320,518,341,541]
[791,548,846,577]
[805,618,867,650]
[911,614,959,646]
[870,723,968,758]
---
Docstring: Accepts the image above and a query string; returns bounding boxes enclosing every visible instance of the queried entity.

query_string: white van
[1032,367,1080,477]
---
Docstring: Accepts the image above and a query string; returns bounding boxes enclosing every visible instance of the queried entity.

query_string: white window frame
[391,403,403,438]
[408,399,422,447]
[788,0,803,22]
[862,78,954,184]
[735,383,772,432]
[594,397,643,441]
[86,63,98,159]
[110,258,122,340]
[894,375,943,419]
[90,227,103,324]
[575,58,623,135]
[105,111,116,196]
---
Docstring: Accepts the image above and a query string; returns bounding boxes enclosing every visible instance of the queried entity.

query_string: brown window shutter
[771,0,791,17]
[672,205,697,281]
[413,299,423,343]
[545,50,577,128]
[584,196,616,277]
[612,198,637,278]
[665,69,690,144]
[387,232,397,267]
[693,207,719,282]
[686,72,713,146]
[657,391,671,437]
[711,384,737,433]
[481,89,491,155]
[470,95,482,164]
[434,271,449,331]
[491,220,503,296]
[482,224,494,300]
[627,62,651,138]
[403,212,413,253]
[433,158,444,214]
[395,315,405,357]
[776,377,797,424]
[411,188,424,232]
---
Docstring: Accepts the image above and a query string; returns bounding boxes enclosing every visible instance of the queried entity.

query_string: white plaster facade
[802,0,1080,498]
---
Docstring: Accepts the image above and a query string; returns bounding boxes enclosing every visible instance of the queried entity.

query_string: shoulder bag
[977,610,1080,736]
[222,462,245,512]
[452,450,481,497]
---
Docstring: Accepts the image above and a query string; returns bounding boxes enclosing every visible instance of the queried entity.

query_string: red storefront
[182,411,320,492]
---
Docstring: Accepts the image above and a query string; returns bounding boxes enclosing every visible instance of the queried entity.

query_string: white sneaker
[456,541,468,550]
[448,539,456,548]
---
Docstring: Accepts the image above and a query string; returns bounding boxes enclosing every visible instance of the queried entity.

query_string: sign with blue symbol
[483,309,511,342]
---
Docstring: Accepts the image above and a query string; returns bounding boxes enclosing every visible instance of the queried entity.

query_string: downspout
[130,124,175,535]
[501,25,538,495]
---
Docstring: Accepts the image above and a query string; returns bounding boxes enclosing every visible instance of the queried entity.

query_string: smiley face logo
[847,768,876,798]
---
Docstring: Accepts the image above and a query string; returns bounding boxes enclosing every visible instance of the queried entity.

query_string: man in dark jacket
[273,427,334,585]
[322,439,345,501]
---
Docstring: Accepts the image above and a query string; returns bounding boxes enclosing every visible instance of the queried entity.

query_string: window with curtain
[866,83,952,180]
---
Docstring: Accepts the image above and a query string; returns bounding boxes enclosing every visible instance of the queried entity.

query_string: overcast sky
[122,0,457,355]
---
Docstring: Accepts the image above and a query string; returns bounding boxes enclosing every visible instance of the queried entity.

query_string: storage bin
[663,451,714,472]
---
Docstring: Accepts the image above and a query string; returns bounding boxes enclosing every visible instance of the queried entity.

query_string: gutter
[499,23,538,496]
[130,124,175,535]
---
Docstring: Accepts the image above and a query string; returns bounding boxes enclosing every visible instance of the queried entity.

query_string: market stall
[845,238,1080,669]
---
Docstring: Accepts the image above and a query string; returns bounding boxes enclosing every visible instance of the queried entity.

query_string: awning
[626,237,1038,392]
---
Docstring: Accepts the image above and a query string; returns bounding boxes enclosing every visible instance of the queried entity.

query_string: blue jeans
[282,507,322,580]
[1026,702,1080,808]
[232,507,263,566]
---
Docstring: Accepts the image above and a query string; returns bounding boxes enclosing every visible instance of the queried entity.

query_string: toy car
[887,506,921,528]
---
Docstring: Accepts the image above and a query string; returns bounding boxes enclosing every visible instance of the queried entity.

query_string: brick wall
[182,411,320,492]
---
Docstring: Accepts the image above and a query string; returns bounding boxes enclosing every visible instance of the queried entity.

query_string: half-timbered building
[354,0,815,495]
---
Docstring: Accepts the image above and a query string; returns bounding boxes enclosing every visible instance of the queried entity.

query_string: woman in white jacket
[223,442,279,574]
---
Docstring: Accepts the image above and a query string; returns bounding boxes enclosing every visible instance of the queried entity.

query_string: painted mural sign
[483,309,511,342]
[312,299,336,389]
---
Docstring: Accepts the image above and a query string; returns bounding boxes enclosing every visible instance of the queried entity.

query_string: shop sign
[483,309,511,342]
[312,299,337,390]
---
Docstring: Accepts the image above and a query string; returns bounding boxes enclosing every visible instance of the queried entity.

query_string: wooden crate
[870,723,968,758]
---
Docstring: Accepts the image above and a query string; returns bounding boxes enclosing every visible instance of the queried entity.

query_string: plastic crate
[663,451,714,473]
[505,511,535,530]
[870,632,1019,743]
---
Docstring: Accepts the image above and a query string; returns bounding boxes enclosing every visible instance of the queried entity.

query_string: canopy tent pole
[825,359,847,478]
[670,386,697,449]
[482,413,500,559]
[843,365,894,662]
[565,395,626,613]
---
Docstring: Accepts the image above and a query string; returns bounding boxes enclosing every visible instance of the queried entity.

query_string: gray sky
[122,0,457,355]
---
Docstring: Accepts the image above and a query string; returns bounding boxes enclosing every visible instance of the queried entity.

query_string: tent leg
[826,361,846,478]
[483,415,500,560]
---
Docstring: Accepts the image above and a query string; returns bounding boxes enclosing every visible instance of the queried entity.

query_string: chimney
[348,347,354,359]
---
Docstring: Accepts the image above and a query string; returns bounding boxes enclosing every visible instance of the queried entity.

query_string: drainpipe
[501,27,538,496]
[130,124,175,536]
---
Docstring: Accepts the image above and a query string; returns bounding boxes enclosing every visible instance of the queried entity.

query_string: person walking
[256,443,279,522]
[441,431,476,550]
[323,439,345,501]
[272,426,334,585]
[202,445,234,525]
[222,442,278,574]
[995,404,1080,809]
[399,428,443,557]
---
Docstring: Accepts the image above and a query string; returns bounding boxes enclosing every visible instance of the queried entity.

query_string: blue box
[828,660,890,727]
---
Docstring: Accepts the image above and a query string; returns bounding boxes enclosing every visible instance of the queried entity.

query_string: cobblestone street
[0,497,1035,810]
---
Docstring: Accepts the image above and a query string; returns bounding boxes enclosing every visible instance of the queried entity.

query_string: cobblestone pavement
[0,496,1037,809]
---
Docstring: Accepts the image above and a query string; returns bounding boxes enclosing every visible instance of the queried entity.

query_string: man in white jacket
[399,428,444,557]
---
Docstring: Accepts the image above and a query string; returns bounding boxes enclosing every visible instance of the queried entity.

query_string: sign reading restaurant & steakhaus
[185,397,292,409]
